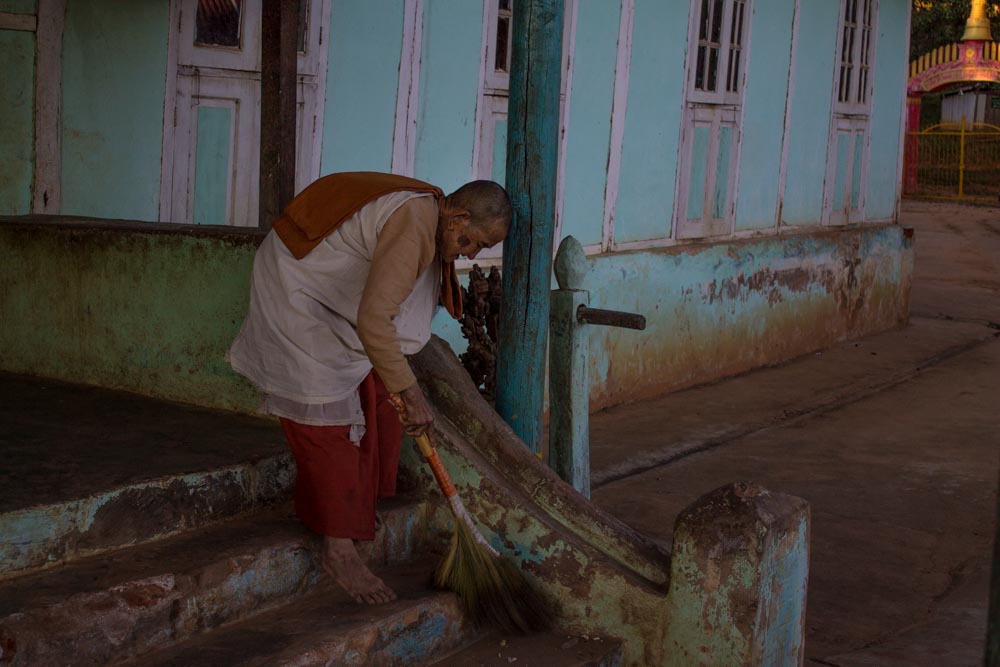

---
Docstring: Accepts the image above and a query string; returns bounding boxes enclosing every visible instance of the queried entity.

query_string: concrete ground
[589,200,1000,665]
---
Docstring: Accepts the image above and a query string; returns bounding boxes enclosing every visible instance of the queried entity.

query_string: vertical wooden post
[549,237,591,497]
[260,0,299,229]
[958,115,966,199]
[987,466,1000,666]
[902,95,922,196]
[496,0,564,454]
[32,0,66,215]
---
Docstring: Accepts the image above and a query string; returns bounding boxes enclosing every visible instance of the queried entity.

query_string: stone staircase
[0,372,623,666]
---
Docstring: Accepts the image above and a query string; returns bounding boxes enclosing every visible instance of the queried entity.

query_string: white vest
[227,191,439,438]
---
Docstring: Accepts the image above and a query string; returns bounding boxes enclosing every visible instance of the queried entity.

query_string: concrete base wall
[0,217,912,415]
[584,224,914,411]
[0,217,261,412]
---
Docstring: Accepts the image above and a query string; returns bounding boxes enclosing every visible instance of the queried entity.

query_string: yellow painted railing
[905,118,1000,200]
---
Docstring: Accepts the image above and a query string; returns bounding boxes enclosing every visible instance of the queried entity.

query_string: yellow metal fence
[904,121,1000,201]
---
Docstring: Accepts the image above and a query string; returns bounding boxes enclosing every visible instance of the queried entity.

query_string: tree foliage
[910,0,1000,60]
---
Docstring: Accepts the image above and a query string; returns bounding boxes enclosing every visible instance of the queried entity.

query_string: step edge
[0,453,295,578]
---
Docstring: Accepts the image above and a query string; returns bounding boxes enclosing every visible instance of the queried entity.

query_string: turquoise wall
[866,0,908,221]
[0,29,35,215]
[560,1,621,246]
[614,0,689,243]
[781,0,840,226]
[321,0,404,174]
[413,0,482,193]
[192,107,232,226]
[61,0,168,222]
[734,0,796,230]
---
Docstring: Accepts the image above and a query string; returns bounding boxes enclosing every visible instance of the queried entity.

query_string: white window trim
[392,0,423,176]
[687,0,748,106]
[483,0,512,93]
[0,11,35,31]
[601,0,635,253]
[32,0,66,215]
[159,0,330,225]
[776,0,802,227]
[464,0,578,269]
[823,0,879,226]
[834,0,877,116]
[673,0,753,241]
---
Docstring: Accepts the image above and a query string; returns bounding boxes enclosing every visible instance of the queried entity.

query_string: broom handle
[414,431,499,557]
[388,394,499,556]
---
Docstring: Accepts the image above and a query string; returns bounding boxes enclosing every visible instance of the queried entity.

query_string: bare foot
[322,537,397,605]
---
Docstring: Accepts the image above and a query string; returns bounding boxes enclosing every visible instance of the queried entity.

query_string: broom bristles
[435,519,551,635]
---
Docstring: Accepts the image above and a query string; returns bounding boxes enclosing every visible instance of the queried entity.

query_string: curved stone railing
[406,336,811,666]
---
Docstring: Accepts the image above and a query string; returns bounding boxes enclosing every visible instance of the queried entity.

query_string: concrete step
[431,633,624,667]
[0,496,443,667]
[0,450,294,579]
[0,371,293,578]
[128,560,474,667]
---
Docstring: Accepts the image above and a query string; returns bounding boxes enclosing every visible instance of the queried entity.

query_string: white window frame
[467,0,578,267]
[160,0,331,226]
[483,0,513,94]
[674,0,751,240]
[687,0,748,106]
[823,0,878,226]
[834,0,876,115]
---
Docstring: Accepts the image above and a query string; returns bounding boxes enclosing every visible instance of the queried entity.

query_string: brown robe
[272,171,463,319]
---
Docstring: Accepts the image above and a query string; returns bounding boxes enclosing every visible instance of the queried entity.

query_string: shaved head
[445,180,512,237]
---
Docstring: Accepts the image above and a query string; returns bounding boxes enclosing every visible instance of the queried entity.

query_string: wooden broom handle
[389,393,457,499]
[414,433,458,499]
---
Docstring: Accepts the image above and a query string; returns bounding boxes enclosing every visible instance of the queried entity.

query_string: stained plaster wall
[0,218,911,415]
[580,224,912,411]
[0,220,260,412]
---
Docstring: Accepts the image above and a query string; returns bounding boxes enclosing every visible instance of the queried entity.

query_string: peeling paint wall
[0,218,911,419]
[582,224,913,411]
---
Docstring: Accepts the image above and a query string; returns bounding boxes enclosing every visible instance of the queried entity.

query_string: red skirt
[279,371,402,541]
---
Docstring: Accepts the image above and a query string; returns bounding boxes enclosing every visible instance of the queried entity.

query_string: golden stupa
[962,0,994,42]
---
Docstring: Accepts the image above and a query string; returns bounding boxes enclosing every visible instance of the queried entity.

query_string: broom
[389,394,549,634]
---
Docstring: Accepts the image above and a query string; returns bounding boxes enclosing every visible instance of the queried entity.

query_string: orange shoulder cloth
[272,171,463,320]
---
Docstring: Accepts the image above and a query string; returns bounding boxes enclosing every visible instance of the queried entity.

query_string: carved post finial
[554,236,588,291]
[963,0,993,42]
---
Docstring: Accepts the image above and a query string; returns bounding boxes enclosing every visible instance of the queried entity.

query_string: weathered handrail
[549,236,645,497]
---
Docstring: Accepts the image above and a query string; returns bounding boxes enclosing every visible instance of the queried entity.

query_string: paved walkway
[589,200,1000,665]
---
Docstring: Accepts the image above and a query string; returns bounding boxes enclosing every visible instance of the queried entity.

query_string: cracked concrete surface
[587,201,1000,665]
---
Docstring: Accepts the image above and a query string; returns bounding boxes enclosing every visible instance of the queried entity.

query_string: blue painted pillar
[496,0,564,454]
